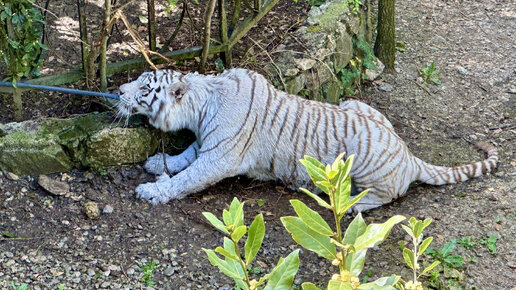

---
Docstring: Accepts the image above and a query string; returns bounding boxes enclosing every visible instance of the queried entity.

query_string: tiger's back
[118,68,498,211]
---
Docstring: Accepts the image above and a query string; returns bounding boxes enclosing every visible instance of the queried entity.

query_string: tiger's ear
[169,82,188,99]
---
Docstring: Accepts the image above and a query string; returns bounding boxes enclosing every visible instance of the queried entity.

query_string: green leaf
[290,199,333,236]
[331,152,346,171]
[300,158,327,183]
[202,212,229,234]
[357,275,400,289]
[348,249,367,277]
[354,215,406,252]
[229,197,245,227]
[339,189,369,215]
[264,249,300,290]
[327,280,353,290]
[420,260,440,276]
[138,15,148,24]
[300,188,331,209]
[343,213,366,245]
[440,239,457,256]
[402,248,415,269]
[231,225,247,243]
[215,246,239,261]
[339,154,354,178]
[281,216,336,260]
[222,209,232,226]
[202,248,244,280]
[303,155,326,170]
[302,282,322,290]
[444,254,464,268]
[2,231,14,238]
[413,221,424,239]
[418,237,433,256]
[400,224,413,237]
[334,175,351,215]
[244,214,265,265]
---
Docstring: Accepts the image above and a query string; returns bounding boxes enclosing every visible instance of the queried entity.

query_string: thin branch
[159,1,187,53]
[200,0,218,73]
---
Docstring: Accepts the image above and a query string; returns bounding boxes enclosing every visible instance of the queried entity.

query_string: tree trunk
[100,0,112,92]
[200,0,217,73]
[374,0,396,72]
[77,0,89,73]
[218,0,231,67]
[148,0,156,51]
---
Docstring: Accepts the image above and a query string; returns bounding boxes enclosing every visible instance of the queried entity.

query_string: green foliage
[11,283,28,290]
[345,0,362,12]
[457,237,475,250]
[0,0,47,86]
[140,259,158,286]
[283,153,403,289]
[338,37,377,97]
[399,217,440,289]
[308,0,326,6]
[418,62,441,87]
[480,235,498,255]
[203,197,300,289]
[425,239,464,269]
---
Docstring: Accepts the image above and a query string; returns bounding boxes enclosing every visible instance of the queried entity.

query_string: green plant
[399,217,440,290]
[423,239,467,287]
[457,237,475,250]
[346,0,362,12]
[140,259,158,286]
[425,239,464,269]
[11,283,28,290]
[0,0,47,85]
[281,153,404,289]
[480,235,498,254]
[338,37,377,97]
[203,197,300,289]
[418,62,441,87]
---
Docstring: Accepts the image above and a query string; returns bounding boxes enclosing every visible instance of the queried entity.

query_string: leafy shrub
[0,0,47,86]
[281,153,404,289]
[202,197,300,289]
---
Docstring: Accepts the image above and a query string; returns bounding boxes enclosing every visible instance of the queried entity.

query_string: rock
[103,205,114,214]
[38,175,69,196]
[294,58,316,71]
[379,82,395,92]
[0,112,159,176]
[364,59,385,81]
[0,120,74,176]
[164,266,175,276]
[6,172,19,181]
[268,0,370,101]
[83,127,159,168]
[84,202,100,219]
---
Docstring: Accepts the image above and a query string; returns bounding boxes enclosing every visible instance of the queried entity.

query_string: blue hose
[0,81,120,100]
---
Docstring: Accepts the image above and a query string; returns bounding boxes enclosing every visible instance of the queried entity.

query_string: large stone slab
[0,112,160,176]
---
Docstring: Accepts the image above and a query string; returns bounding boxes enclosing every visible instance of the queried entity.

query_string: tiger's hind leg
[144,142,200,175]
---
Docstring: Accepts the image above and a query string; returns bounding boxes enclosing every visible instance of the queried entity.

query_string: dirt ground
[1,0,515,289]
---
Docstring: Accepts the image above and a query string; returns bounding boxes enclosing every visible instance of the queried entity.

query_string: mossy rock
[0,112,159,176]
[84,127,159,167]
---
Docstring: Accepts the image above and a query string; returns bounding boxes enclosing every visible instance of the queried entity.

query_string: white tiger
[117,68,498,212]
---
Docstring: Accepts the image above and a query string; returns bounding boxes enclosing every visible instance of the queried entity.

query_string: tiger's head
[118,70,188,117]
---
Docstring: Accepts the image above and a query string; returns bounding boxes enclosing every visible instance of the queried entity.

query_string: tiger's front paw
[135,173,184,205]
[143,153,167,175]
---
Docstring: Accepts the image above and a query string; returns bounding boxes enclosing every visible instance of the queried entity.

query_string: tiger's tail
[414,142,498,185]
